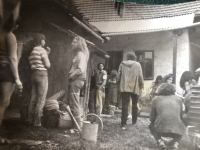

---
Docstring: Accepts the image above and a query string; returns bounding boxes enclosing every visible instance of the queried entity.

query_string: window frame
[135,50,154,80]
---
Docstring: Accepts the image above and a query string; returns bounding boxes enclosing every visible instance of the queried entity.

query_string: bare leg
[0,82,15,125]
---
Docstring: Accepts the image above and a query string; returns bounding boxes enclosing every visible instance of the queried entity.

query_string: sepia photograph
[0,0,200,149]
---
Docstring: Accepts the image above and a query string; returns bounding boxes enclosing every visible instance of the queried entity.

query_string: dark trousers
[20,87,31,122]
[121,92,138,125]
[149,123,182,142]
[88,89,95,113]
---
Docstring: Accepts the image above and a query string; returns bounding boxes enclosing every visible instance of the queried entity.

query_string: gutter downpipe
[101,22,200,37]
[71,15,105,43]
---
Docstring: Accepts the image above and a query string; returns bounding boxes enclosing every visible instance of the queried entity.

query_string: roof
[73,0,200,21]
[72,0,200,35]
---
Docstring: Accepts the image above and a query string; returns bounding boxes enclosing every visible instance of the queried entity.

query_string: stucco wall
[125,30,189,94]
[97,30,190,94]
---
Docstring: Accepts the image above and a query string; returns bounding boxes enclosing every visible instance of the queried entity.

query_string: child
[108,70,118,107]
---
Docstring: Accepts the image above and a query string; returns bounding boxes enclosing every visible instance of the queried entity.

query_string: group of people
[148,71,199,150]
[0,2,199,150]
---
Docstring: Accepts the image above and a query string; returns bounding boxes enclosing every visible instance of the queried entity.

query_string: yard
[0,112,193,150]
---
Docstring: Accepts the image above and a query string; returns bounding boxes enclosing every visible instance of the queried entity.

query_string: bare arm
[98,79,107,90]
[5,32,22,89]
[108,79,116,83]
[42,56,50,68]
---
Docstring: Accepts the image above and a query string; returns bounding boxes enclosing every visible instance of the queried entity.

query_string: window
[135,50,154,80]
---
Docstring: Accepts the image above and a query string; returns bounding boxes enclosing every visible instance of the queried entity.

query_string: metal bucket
[81,121,98,142]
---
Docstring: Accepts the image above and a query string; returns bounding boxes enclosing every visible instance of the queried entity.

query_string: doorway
[107,51,123,74]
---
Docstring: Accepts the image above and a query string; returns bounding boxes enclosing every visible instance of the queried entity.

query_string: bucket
[81,121,98,142]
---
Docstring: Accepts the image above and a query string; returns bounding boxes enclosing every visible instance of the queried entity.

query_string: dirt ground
[0,113,194,150]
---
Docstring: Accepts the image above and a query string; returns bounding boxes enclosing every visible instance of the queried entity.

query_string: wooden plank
[191,96,200,100]
[190,102,200,107]
[47,90,65,101]
[188,111,200,118]
[190,107,200,112]
[192,85,200,90]
[188,121,200,127]
[192,91,200,94]
[189,117,200,123]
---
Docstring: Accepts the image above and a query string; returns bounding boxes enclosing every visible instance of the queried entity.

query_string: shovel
[65,105,82,133]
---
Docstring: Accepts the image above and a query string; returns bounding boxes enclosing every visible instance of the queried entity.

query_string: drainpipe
[71,15,105,43]
[172,29,183,85]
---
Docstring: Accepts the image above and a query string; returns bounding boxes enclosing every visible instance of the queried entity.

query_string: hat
[195,68,200,73]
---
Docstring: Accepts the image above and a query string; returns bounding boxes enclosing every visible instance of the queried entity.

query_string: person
[68,36,89,128]
[18,39,33,123]
[180,71,195,96]
[118,52,144,129]
[195,68,200,85]
[182,79,197,126]
[0,15,23,126]
[88,69,96,113]
[149,75,163,100]
[95,63,107,116]
[27,34,50,127]
[163,74,173,84]
[108,70,118,107]
[149,83,186,150]
[162,74,185,105]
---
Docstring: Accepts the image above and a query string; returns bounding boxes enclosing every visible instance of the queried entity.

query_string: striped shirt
[29,46,48,70]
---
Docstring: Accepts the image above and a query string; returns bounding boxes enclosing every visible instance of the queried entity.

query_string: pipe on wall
[71,15,105,43]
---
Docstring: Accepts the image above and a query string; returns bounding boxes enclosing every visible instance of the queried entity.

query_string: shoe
[128,115,132,120]
[121,124,126,130]
[158,139,167,150]
[137,109,141,116]
[132,121,136,125]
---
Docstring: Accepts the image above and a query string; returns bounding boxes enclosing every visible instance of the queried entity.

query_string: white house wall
[122,29,189,94]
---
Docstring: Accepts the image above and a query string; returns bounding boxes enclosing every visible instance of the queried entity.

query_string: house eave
[101,22,200,36]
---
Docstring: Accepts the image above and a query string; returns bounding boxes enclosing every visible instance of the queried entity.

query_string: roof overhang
[89,14,196,36]
[46,22,108,58]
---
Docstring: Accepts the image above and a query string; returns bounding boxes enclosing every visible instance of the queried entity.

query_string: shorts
[0,64,15,83]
